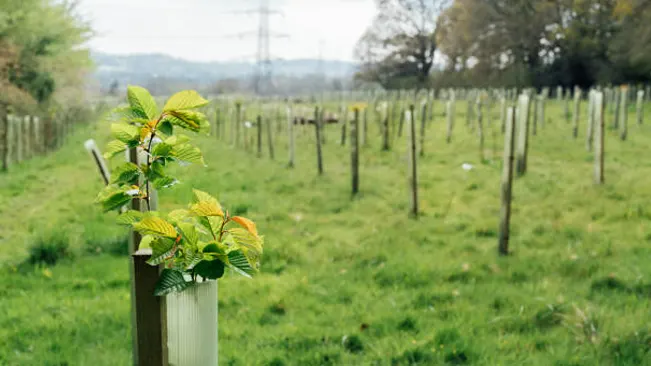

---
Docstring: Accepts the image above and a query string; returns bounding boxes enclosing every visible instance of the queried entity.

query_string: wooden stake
[0,107,8,171]
[340,106,347,146]
[314,106,324,175]
[382,103,390,151]
[498,107,516,256]
[407,105,419,218]
[362,107,368,147]
[594,91,605,185]
[620,87,628,141]
[531,97,538,136]
[515,93,531,177]
[266,116,274,159]
[419,101,427,157]
[256,115,262,158]
[287,106,295,168]
[500,96,507,134]
[15,116,22,163]
[586,90,595,152]
[84,139,111,185]
[636,90,645,125]
[351,108,360,196]
[446,100,454,144]
[572,88,582,138]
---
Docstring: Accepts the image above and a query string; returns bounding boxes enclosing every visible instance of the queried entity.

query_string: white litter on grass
[244,121,253,128]
[462,163,473,171]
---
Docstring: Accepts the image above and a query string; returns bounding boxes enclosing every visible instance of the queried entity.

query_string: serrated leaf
[163,90,209,112]
[111,123,140,144]
[146,237,176,265]
[196,216,222,238]
[168,209,190,224]
[231,216,258,236]
[190,201,224,217]
[229,228,264,256]
[192,189,218,204]
[202,242,225,254]
[127,85,159,120]
[153,176,178,189]
[193,259,225,280]
[184,250,204,270]
[171,144,205,165]
[154,269,191,296]
[158,120,173,136]
[177,223,199,246]
[96,185,134,212]
[107,106,150,124]
[139,235,155,249]
[164,110,209,132]
[152,143,173,158]
[164,135,191,146]
[116,210,144,225]
[104,140,127,159]
[133,217,177,238]
[227,250,255,277]
[111,162,140,185]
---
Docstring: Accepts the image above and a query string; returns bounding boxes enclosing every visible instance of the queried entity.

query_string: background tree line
[354,0,651,90]
[0,0,91,114]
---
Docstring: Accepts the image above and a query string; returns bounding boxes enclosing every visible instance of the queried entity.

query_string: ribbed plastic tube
[166,280,218,366]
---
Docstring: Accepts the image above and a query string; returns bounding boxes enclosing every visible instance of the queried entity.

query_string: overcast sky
[77,0,376,62]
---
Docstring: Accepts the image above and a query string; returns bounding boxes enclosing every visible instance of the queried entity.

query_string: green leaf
[139,235,155,249]
[133,217,178,238]
[154,269,192,296]
[227,250,255,277]
[146,237,176,265]
[158,120,173,136]
[196,216,222,238]
[163,110,209,132]
[153,176,178,189]
[171,144,205,165]
[152,143,173,158]
[177,223,199,246]
[163,90,209,112]
[202,242,225,254]
[127,85,159,120]
[168,209,190,224]
[192,189,218,204]
[111,123,140,144]
[107,105,150,124]
[111,162,140,185]
[116,210,144,225]
[164,135,191,146]
[190,200,224,217]
[229,228,264,256]
[193,259,225,280]
[184,250,204,270]
[96,185,134,212]
[104,140,127,159]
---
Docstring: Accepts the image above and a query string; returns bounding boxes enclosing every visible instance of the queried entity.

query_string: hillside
[91,52,358,92]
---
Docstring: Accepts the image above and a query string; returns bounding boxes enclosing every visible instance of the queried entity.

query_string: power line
[226,0,289,96]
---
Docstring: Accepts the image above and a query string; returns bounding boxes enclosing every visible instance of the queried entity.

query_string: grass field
[1,98,651,365]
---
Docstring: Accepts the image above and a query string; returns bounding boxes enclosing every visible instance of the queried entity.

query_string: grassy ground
[1,98,651,365]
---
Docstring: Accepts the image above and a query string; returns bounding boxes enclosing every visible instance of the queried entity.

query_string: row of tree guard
[0,107,84,172]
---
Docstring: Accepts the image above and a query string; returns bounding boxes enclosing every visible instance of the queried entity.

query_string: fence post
[515,93,531,177]
[476,96,485,161]
[314,106,324,175]
[266,115,274,159]
[446,100,454,144]
[0,107,8,171]
[15,116,23,163]
[620,86,628,141]
[572,88,582,138]
[287,106,295,168]
[382,103,390,151]
[594,91,605,185]
[498,107,516,256]
[351,108,360,196]
[636,90,645,125]
[340,106,347,146]
[586,90,595,152]
[407,105,419,218]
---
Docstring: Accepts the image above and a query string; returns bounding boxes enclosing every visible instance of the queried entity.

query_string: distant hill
[91,52,358,92]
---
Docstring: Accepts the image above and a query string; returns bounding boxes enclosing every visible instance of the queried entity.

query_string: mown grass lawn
[1,99,651,365]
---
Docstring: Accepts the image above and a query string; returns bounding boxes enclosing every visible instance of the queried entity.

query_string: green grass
[2,99,651,365]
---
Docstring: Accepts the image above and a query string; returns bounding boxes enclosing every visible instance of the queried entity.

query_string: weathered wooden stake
[23,116,30,160]
[531,97,538,136]
[351,108,360,196]
[572,88,582,138]
[287,106,295,168]
[620,87,628,141]
[498,107,516,256]
[537,95,545,129]
[0,107,8,171]
[613,88,620,129]
[407,105,418,218]
[500,96,507,134]
[476,97,485,161]
[15,116,23,163]
[515,93,531,177]
[266,116,275,159]
[419,101,427,157]
[586,90,595,152]
[128,146,167,366]
[340,107,347,146]
[594,91,605,185]
[314,106,324,175]
[84,139,110,185]
[382,103,390,151]
[256,115,262,158]
[446,100,454,144]
[636,90,645,125]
